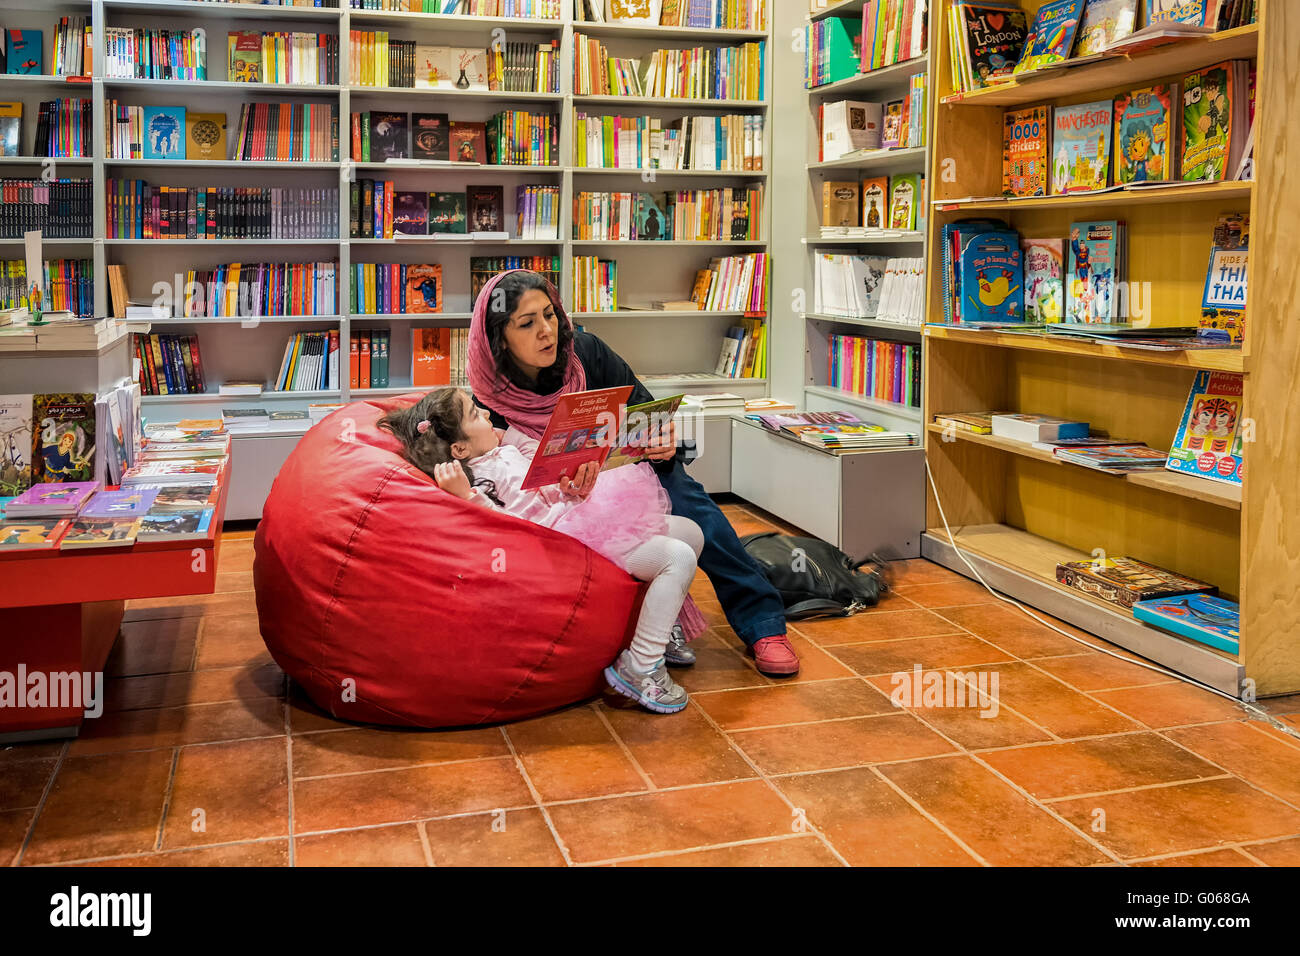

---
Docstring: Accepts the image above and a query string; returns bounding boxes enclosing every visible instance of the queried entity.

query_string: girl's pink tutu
[552,461,670,569]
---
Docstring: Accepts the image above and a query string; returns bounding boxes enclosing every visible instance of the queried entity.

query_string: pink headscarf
[468,269,586,439]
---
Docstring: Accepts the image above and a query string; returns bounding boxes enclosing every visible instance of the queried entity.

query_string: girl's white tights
[620,515,705,673]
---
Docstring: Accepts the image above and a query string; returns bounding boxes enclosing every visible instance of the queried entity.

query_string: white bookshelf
[0,0,772,513]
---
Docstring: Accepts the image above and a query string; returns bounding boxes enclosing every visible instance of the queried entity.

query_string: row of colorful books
[820,175,923,233]
[950,0,1257,96]
[273,330,341,391]
[180,262,340,319]
[714,317,765,379]
[104,28,208,81]
[0,179,93,239]
[234,103,338,163]
[0,259,94,318]
[228,31,340,85]
[942,218,1128,325]
[133,333,208,396]
[573,113,765,172]
[1002,64,1253,198]
[352,1,562,17]
[575,0,765,29]
[828,334,920,408]
[351,263,443,314]
[750,408,918,453]
[349,181,506,238]
[107,182,339,240]
[691,252,768,313]
[350,110,557,166]
[571,255,616,312]
[573,35,766,101]
[412,327,472,388]
[804,2,926,88]
[819,80,926,161]
[349,35,560,93]
[814,253,924,326]
[0,99,89,160]
[0,20,88,77]
[572,187,762,242]
[471,255,560,304]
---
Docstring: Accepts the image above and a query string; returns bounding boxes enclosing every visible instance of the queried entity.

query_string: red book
[349,333,360,389]
[360,331,371,389]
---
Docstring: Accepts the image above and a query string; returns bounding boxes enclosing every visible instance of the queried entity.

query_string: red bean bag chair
[252,394,644,727]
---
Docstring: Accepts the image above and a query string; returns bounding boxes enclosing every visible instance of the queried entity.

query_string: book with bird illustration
[959,232,1024,324]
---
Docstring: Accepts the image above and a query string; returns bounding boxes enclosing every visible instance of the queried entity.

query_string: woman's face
[502,288,559,380]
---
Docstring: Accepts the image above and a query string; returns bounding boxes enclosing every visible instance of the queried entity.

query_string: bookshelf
[0,0,774,513]
[923,1,1298,696]
[797,3,932,436]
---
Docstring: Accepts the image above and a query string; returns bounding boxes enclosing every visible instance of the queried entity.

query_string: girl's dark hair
[482,270,573,393]
[378,388,502,505]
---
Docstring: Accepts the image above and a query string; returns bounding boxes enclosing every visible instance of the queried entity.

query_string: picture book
[822,182,859,228]
[1181,62,1233,182]
[1201,245,1247,313]
[411,112,450,160]
[60,517,141,549]
[405,264,444,314]
[1056,556,1215,609]
[31,393,96,484]
[415,45,455,89]
[1014,0,1085,74]
[754,410,864,433]
[449,121,487,163]
[4,30,42,74]
[521,386,635,490]
[1075,0,1138,55]
[1166,370,1244,486]
[1147,0,1217,26]
[412,327,450,387]
[932,412,1007,435]
[960,232,1024,323]
[601,394,687,471]
[861,177,888,229]
[142,107,187,161]
[1021,238,1065,322]
[229,31,262,82]
[880,101,904,149]
[1200,212,1248,342]
[186,113,227,162]
[1052,99,1113,193]
[393,191,429,236]
[820,100,882,161]
[450,47,488,91]
[81,488,158,518]
[5,481,97,517]
[129,482,218,512]
[1113,84,1176,183]
[953,3,1030,90]
[0,394,33,496]
[1053,444,1169,472]
[1002,105,1050,197]
[369,112,409,160]
[633,193,668,241]
[0,102,20,157]
[136,508,214,542]
[941,218,1017,324]
[1067,220,1123,323]
[1133,593,1240,655]
[121,460,223,486]
[0,517,69,551]
[889,174,923,231]
[428,192,467,234]
[468,185,505,234]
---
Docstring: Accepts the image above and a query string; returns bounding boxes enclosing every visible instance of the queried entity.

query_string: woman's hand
[433,461,473,499]
[558,460,599,499]
[643,419,678,462]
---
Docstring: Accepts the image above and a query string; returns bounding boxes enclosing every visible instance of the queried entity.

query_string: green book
[821,18,863,87]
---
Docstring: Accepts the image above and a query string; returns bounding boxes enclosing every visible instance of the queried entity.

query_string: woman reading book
[468,269,800,676]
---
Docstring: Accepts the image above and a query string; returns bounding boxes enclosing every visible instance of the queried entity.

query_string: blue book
[82,488,158,518]
[143,107,187,160]
[4,30,43,74]
[136,507,214,542]
[959,232,1024,324]
[1133,593,1239,655]
[1015,0,1085,74]
[1067,220,1123,322]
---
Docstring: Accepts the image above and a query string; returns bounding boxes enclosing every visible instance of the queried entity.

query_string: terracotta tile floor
[4,501,1299,868]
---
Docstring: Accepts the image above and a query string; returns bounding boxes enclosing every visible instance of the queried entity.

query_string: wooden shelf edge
[921,528,1244,696]
[923,424,1242,510]
[923,325,1245,373]
[933,181,1252,212]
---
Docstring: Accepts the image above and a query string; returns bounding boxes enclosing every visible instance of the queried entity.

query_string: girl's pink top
[464,426,575,527]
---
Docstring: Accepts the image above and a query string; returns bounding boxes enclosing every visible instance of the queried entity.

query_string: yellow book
[284,333,304,389]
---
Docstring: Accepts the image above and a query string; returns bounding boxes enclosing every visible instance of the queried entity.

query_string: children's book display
[947,3,1030,92]
[818,173,925,238]
[1002,106,1050,197]
[940,219,1024,325]
[1166,369,1244,487]
[1021,239,1064,322]
[1199,211,1247,343]
[1067,220,1126,323]
[1015,0,1086,74]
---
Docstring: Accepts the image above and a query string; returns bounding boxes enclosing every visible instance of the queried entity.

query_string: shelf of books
[924,0,1294,695]
[800,0,931,433]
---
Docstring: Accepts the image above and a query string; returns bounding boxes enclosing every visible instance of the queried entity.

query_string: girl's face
[502,288,559,381]
[452,391,499,460]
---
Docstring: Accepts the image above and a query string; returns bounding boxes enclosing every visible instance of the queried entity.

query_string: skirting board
[920,532,1245,697]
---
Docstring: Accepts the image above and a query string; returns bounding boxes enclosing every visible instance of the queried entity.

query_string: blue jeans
[655,458,787,646]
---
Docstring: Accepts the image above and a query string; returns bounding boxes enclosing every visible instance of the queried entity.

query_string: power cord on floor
[923,459,1297,738]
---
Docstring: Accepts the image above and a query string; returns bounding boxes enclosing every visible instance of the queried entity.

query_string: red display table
[0,474,230,741]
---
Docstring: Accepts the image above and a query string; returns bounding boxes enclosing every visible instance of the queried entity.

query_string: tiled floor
[4,501,1300,867]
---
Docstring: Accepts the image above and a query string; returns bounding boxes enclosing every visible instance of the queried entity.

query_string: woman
[468,269,800,676]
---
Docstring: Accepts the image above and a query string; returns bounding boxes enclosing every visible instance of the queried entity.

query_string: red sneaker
[751,635,800,676]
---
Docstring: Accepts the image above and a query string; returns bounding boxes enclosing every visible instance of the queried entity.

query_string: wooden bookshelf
[923,1,1295,695]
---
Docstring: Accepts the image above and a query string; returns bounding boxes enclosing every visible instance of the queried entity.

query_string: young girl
[380,388,703,715]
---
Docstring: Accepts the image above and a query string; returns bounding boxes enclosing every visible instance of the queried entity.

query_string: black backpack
[740,532,889,619]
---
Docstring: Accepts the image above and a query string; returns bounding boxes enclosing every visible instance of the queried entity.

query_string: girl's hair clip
[416,420,431,435]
